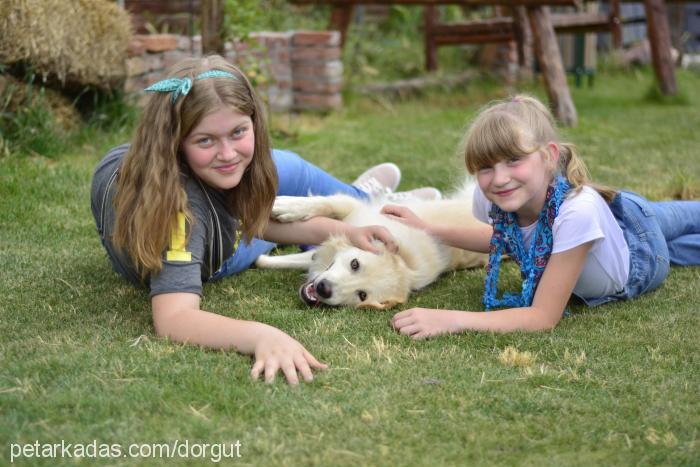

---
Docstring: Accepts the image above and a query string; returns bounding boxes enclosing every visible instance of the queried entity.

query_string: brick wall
[125,31,343,112]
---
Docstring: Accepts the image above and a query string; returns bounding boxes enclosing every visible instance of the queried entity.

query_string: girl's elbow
[151,306,185,338]
[529,307,563,331]
[152,310,171,338]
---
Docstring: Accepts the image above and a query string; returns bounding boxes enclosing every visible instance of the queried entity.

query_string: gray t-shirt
[91,144,238,297]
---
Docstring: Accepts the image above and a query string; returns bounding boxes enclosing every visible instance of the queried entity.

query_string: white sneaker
[385,187,442,202]
[352,163,401,198]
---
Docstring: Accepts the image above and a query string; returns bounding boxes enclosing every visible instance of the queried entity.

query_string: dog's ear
[310,235,351,273]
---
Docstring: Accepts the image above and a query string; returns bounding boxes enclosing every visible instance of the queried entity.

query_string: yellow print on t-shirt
[166,212,192,262]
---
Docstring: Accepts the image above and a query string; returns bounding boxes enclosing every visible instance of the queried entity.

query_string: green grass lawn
[1,69,699,466]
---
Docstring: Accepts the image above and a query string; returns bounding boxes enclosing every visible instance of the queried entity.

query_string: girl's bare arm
[381,204,492,253]
[392,242,592,337]
[151,293,327,384]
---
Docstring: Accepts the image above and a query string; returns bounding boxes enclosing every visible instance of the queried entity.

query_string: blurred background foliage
[4,1,477,157]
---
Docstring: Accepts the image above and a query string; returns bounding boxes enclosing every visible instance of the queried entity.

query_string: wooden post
[202,0,224,54]
[610,0,622,49]
[424,6,439,71]
[514,6,534,76]
[527,6,577,127]
[329,5,354,46]
[644,0,677,95]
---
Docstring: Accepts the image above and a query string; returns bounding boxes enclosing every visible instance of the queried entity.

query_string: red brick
[251,32,293,48]
[143,54,164,73]
[291,47,341,62]
[134,34,179,52]
[292,31,341,47]
[275,80,292,90]
[127,39,146,57]
[124,74,149,93]
[292,61,343,80]
[126,56,148,77]
[162,50,189,70]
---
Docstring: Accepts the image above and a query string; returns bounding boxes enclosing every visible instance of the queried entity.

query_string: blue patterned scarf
[483,176,571,310]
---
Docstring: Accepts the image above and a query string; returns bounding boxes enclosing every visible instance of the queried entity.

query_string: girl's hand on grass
[347,225,398,254]
[381,205,429,232]
[391,308,464,340]
[251,327,328,385]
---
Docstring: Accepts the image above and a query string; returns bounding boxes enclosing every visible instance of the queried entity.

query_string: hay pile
[0,0,132,91]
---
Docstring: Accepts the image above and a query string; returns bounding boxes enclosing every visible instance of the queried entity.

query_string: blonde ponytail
[559,142,617,202]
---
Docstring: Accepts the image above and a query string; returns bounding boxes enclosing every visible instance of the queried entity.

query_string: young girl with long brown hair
[383,95,700,338]
[91,55,436,384]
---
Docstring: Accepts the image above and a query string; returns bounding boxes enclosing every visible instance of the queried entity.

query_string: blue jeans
[211,149,368,279]
[586,191,700,306]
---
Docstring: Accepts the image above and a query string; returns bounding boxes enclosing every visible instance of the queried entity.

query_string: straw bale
[0,0,132,91]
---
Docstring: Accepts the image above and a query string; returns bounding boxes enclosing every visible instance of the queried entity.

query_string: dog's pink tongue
[299,282,321,307]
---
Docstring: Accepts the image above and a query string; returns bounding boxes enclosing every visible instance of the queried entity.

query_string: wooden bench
[423,2,619,87]
[292,0,581,126]
[290,0,683,125]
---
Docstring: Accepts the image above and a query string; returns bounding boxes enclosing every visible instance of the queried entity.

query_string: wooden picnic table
[293,0,581,125]
[291,0,682,126]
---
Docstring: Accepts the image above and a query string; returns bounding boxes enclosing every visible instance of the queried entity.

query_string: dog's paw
[271,196,315,222]
[254,254,274,268]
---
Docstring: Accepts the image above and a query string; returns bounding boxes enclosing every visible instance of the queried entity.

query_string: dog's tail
[447,176,478,202]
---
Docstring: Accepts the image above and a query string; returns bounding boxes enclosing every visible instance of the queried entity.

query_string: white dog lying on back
[255,180,488,309]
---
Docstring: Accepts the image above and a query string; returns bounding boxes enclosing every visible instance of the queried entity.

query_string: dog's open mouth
[299,281,321,307]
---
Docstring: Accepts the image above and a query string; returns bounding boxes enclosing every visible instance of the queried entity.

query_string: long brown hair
[113,55,278,278]
[462,94,616,202]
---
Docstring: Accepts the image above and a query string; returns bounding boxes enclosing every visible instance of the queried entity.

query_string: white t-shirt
[473,185,630,300]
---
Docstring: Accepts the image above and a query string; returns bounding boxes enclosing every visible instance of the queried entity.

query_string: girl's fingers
[303,349,328,370]
[412,331,430,341]
[380,205,402,216]
[391,310,416,328]
[250,359,264,381]
[398,324,421,336]
[264,360,279,384]
[392,309,414,321]
[370,227,397,252]
[280,360,300,385]
[294,354,314,382]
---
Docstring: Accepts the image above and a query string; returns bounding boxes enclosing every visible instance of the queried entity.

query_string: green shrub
[0,73,69,157]
[223,0,328,41]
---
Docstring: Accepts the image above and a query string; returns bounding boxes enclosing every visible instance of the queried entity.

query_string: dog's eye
[350,259,359,271]
[357,290,367,302]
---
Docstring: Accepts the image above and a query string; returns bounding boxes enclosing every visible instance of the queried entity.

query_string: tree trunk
[527,6,577,126]
[202,0,224,54]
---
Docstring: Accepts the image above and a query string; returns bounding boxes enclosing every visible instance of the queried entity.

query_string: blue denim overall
[584,191,700,306]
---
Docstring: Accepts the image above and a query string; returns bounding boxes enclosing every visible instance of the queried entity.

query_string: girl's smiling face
[477,142,559,226]
[181,106,255,191]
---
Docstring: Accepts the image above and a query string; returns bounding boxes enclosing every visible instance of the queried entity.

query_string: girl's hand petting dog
[251,326,328,385]
[381,205,429,232]
[347,225,398,254]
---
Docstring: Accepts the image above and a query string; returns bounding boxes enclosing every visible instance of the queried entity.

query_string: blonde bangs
[464,111,536,173]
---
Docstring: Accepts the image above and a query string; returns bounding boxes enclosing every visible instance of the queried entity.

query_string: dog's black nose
[316,279,332,299]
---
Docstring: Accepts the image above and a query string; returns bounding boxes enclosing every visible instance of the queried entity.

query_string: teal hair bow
[144,70,237,103]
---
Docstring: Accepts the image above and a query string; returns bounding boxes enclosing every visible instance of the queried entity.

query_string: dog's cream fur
[255,181,488,309]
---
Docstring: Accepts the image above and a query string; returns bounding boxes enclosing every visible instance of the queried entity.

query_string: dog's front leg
[255,250,315,269]
[271,195,362,222]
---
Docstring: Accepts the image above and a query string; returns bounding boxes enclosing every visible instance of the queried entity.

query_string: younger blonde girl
[383,95,700,338]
